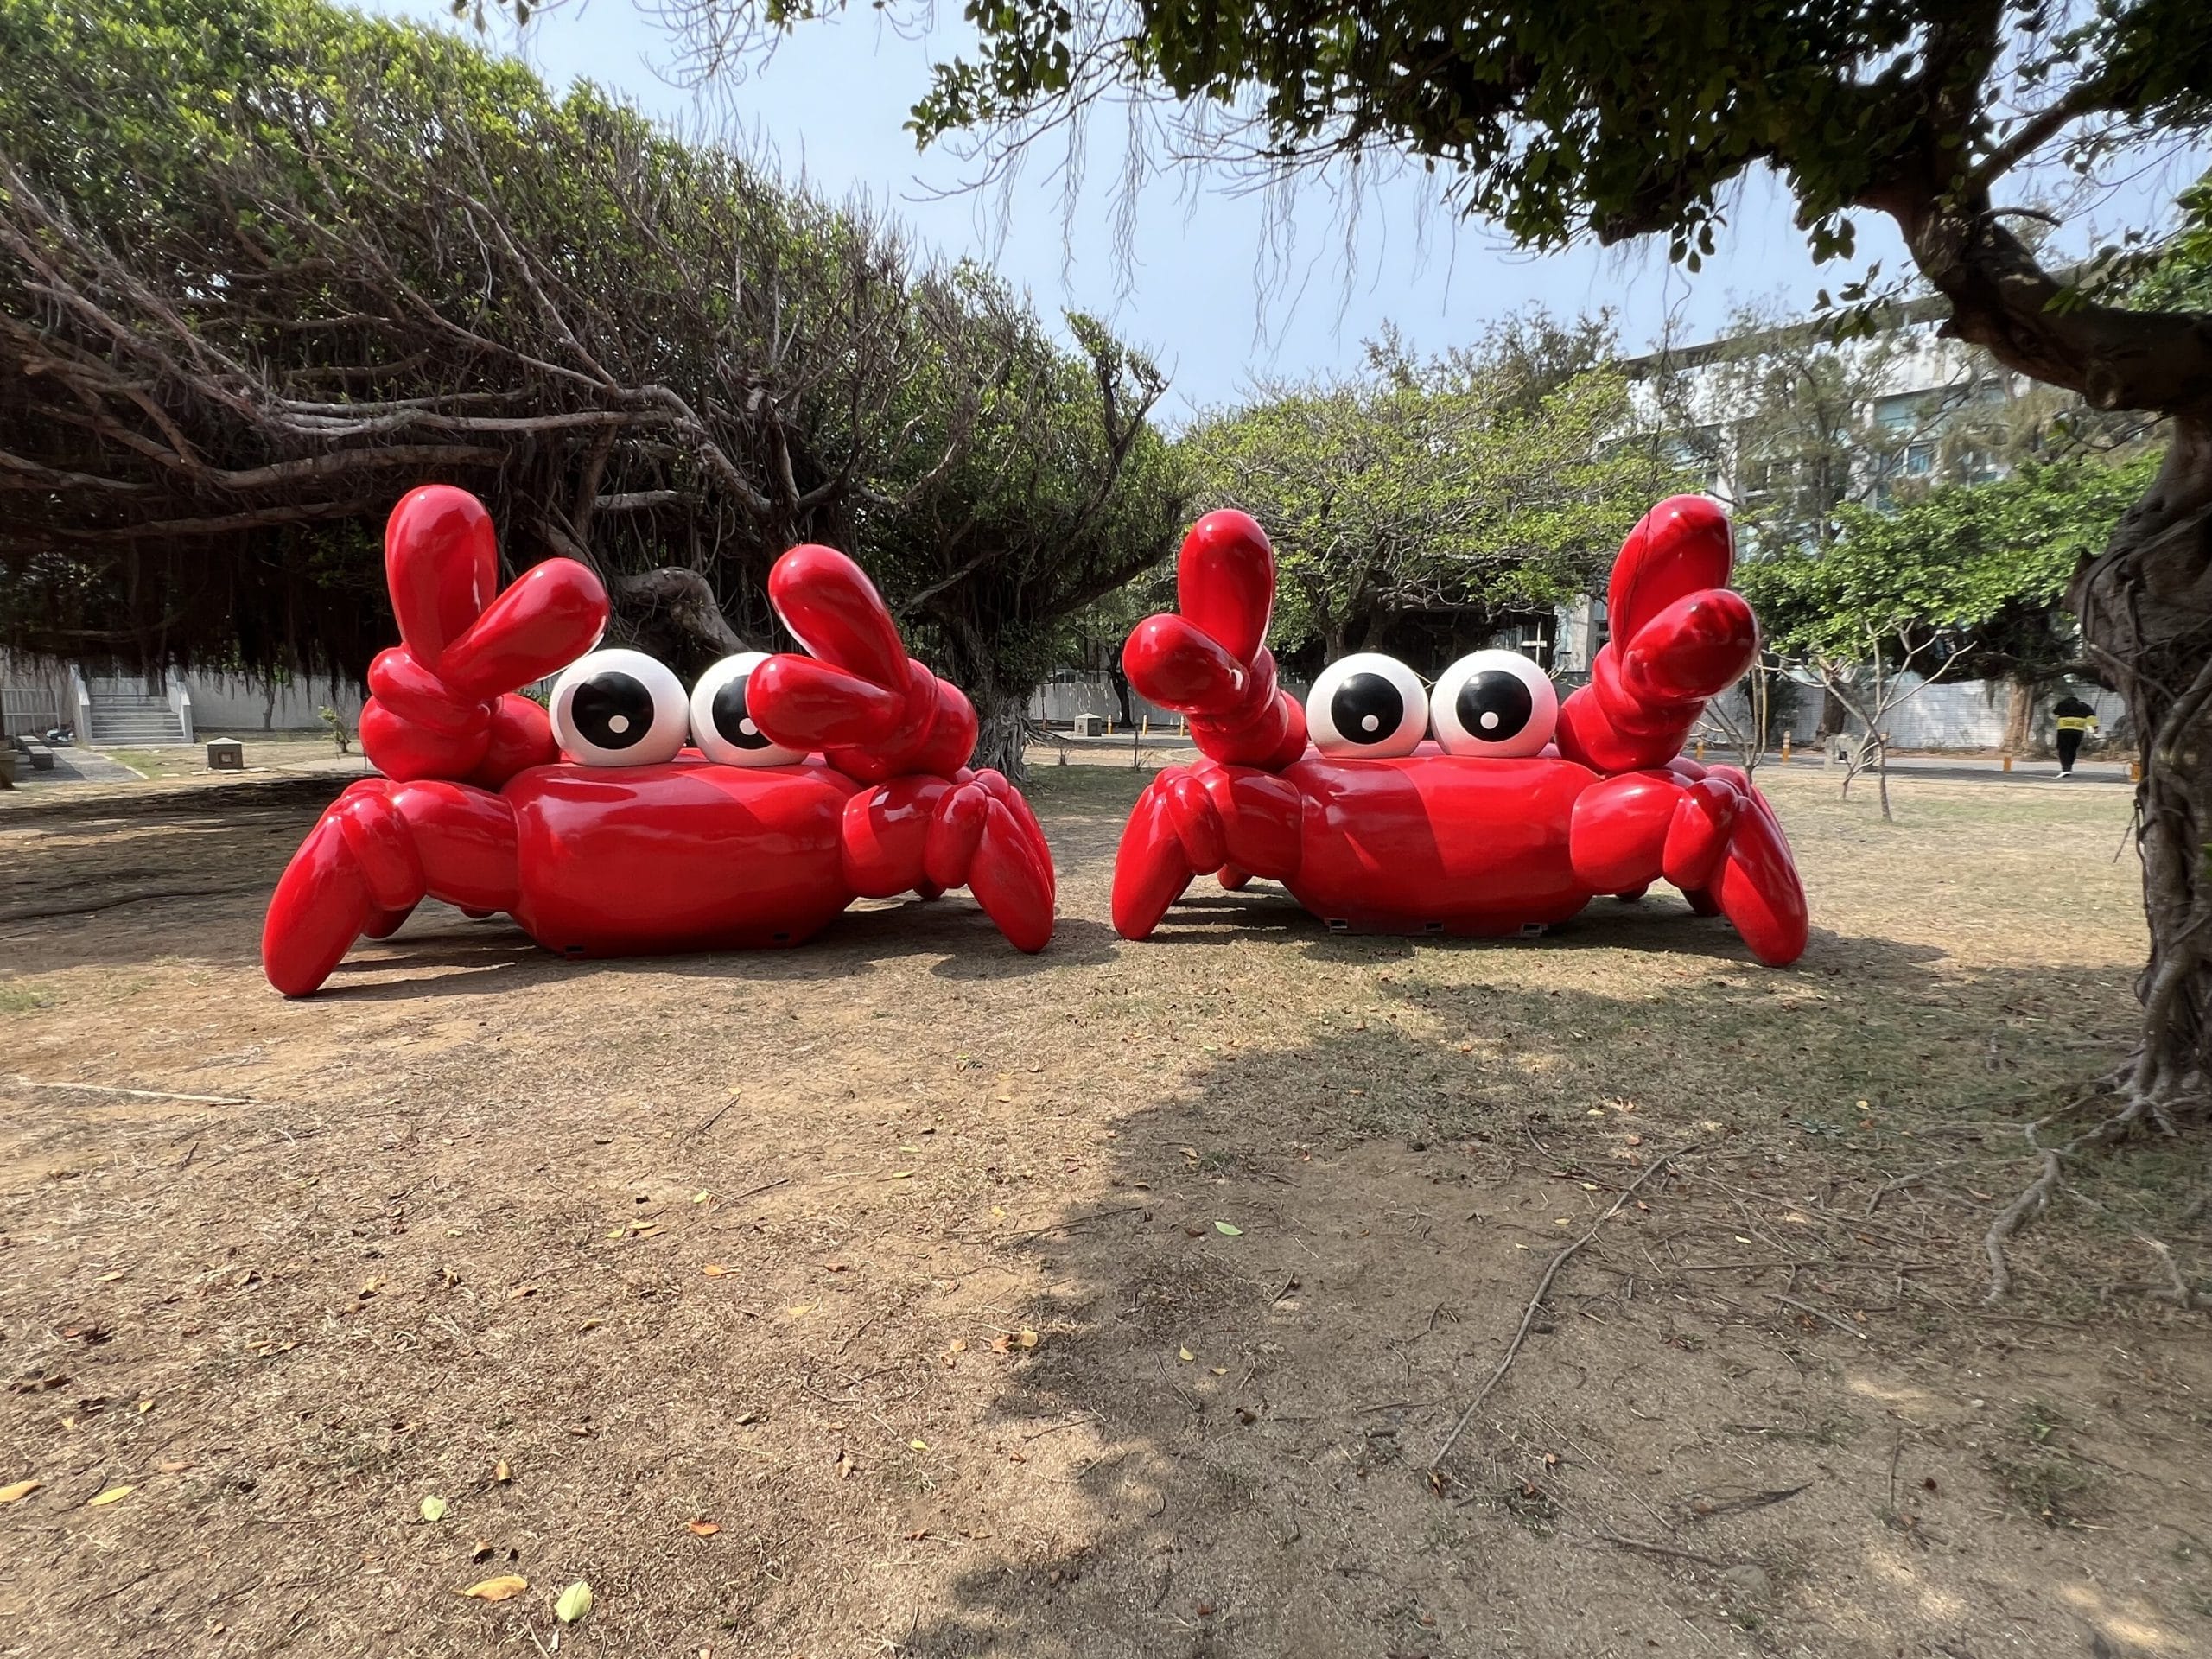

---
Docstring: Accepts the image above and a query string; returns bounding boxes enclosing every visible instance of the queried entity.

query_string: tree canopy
[1742,454,2161,671]
[1183,326,1671,672]
[0,0,1188,770]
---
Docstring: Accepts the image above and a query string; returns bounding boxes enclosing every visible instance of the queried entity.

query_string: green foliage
[0,0,1185,765]
[1181,322,1673,666]
[1740,456,2159,670]
[893,2,2212,276]
[2131,169,2212,312]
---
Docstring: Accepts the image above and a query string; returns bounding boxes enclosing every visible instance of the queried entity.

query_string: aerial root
[1982,1062,2209,1305]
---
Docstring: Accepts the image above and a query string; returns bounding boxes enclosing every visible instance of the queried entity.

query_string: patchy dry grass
[1,757,2206,1659]
[99,730,368,782]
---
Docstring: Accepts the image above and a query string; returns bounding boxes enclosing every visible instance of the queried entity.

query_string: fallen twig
[0,885,257,924]
[1427,1144,1693,1477]
[6,1074,254,1107]
[1983,1136,2065,1303]
[1688,1484,1811,1520]
[1592,1529,1747,1569]
[1774,1294,1869,1341]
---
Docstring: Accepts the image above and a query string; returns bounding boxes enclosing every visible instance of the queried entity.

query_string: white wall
[1029,675,1179,728]
[185,671,366,732]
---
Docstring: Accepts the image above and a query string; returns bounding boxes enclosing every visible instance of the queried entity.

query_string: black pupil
[1329,671,1404,747]
[569,671,655,752]
[1456,669,1533,744]
[710,672,771,750]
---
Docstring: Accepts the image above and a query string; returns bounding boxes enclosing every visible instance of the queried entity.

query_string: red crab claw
[1122,511,1308,771]
[1111,762,1304,939]
[359,486,609,786]
[1569,761,1809,966]
[1554,495,1758,775]
[747,544,979,782]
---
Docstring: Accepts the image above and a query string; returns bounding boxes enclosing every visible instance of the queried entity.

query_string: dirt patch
[1,759,2206,1657]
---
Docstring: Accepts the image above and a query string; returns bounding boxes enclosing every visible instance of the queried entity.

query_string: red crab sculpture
[261,486,1055,995]
[1112,495,1809,965]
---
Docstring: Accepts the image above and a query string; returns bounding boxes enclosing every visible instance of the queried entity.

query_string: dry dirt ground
[2,756,2207,1659]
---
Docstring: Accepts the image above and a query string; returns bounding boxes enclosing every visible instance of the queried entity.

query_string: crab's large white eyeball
[1306,652,1428,759]
[690,652,805,768]
[1429,650,1558,758]
[550,648,689,767]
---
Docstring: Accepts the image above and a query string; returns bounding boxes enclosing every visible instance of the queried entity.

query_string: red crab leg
[1570,768,1808,966]
[835,772,1054,950]
[1111,764,1301,939]
[262,779,519,996]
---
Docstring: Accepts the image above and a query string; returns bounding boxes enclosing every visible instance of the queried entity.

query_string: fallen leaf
[688,1520,721,1537]
[493,1461,512,1484]
[1213,1221,1243,1237]
[97,1269,127,1282]
[460,1575,527,1602]
[692,1191,710,1203]
[554,1581,593,1624]
[419,1496,448,1522]
[836,1452,856,1479]
[909,1440,929,1452]
[156,1459,193,1474]
[1210,1367,1228,1376]
[1018,1329,1038,1349]
[87,1485,133,1507]
[786,1304,813,1318]
[887,1171,913,1181]
[1179,1347,1195,1363]
[702,1264,729,1277]
[0,1478,40,1503]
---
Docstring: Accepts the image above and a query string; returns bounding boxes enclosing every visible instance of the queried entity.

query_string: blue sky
[373,0,2196,423]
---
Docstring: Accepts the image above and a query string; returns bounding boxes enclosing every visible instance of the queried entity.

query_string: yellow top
[2055,715,2097,731]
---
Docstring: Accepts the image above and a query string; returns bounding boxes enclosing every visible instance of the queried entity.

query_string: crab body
[262,486,1054,995]
[1113,499,1810,966]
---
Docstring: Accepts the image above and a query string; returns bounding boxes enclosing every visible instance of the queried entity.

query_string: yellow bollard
[2001,753,2012,772]
[1105,719,1113,736]
[1694,740,1707,762]
[2131,760,2143,782]
[1142,716,1149,737]
[1780,733,1792,761]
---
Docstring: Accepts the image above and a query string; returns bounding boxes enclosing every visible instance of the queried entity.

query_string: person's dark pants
[2056,728,2084,773]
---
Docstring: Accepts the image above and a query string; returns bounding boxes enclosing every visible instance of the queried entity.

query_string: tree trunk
[2000,676,2036,758]
[2068,417,2212,1121]
[610,568,758,683]
[969,679,1030,783]
[1107,662,1135,728]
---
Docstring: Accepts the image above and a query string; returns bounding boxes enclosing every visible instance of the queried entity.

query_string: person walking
[2051,690,2099,778]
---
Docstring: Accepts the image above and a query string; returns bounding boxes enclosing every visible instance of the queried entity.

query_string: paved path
[9,747,139,786]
